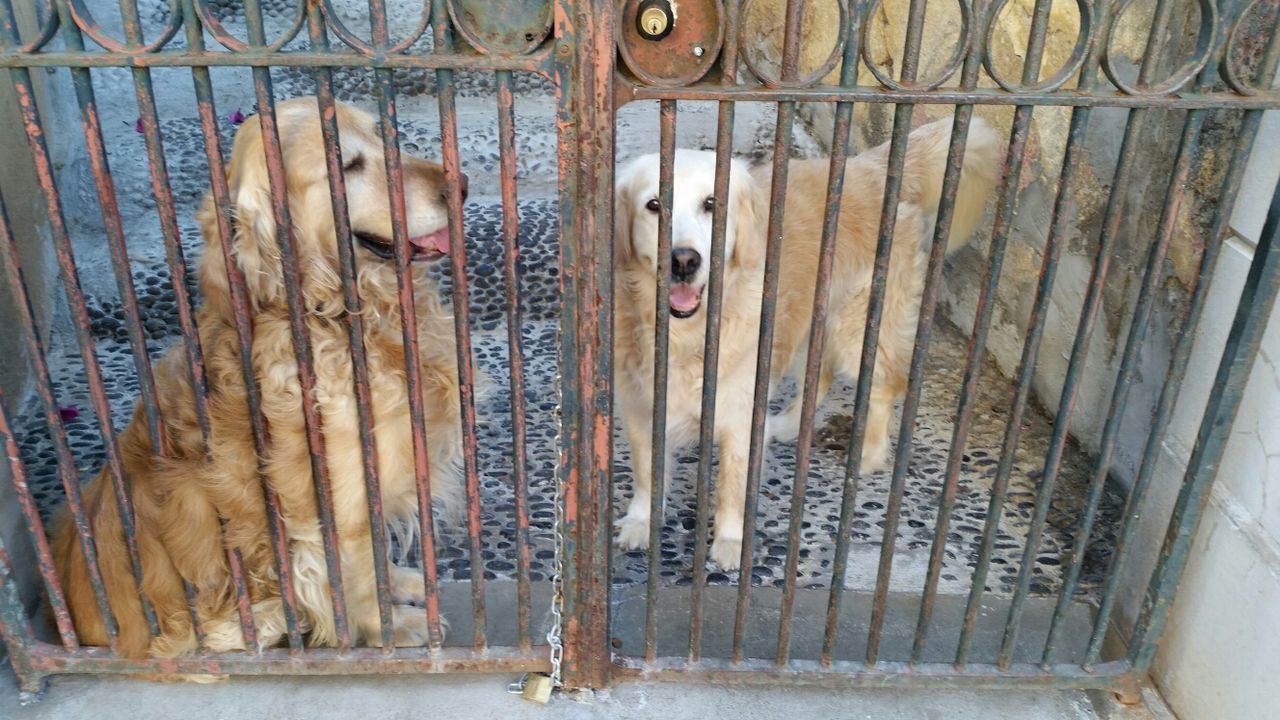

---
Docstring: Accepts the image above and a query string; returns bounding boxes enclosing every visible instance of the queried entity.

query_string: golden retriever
[614,117,1001,570]
[52,98,473,659]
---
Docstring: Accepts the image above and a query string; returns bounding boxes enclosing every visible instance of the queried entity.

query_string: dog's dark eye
[703,196,715,213]
[343,154,366,173]
[645,198,660,213]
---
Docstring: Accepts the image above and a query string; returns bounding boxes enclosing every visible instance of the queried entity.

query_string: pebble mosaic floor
[7,1,1125,604]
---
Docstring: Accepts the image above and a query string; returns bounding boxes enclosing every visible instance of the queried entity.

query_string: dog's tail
[894,116,1002,255]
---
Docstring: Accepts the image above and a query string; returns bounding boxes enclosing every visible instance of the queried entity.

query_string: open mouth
[669,282,704,319]
[354,227,450,262]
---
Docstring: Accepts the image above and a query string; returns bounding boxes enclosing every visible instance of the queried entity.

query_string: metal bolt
[693,45,704,57]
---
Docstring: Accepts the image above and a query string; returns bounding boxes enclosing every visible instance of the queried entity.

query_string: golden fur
[52,98,473,659]
[613,118,1001,569]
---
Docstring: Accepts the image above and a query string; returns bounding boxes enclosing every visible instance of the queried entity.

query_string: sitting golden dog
[53,98,472,658]
[614,118,1000,569]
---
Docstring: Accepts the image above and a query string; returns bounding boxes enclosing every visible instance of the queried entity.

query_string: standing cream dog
[613,118,1001,570]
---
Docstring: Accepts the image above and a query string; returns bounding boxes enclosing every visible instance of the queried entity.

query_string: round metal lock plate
[618,0,724,87]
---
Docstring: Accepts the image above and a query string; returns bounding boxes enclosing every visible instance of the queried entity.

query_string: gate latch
[636,0,675,41]
[507,672,554,704]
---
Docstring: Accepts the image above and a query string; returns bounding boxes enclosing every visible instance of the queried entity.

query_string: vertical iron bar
[7,60,161,640]
[1127,174,1280,672]
[555,0,617,689]
[953,0,1099,667]
[859,0,936,666]
[430,0,487,650]
[0,356,76,649]
[1086,26,1280,664]
[495,69,533,652]
[0,531,42,692]
[998,0,1178,668]
[244,0,350,649]
[905,8,990,665]
[646,99,675,662]
[180,0,292,652]
[699,0,742,663]
[330,0,394,655]
[764,0,810,666]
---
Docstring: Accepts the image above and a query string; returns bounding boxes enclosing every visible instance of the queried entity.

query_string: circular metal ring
[1221,0,1275,96]
[739,0,850,88]
[448,0,553,55]
[319,0,433,55]
[982,0,1094,93]
[193,0,307,52]
[1,0,60,53]
[68,0,184,53]
[860,0,970,91]
[619,0,725,87]
[1102,0,1218,96]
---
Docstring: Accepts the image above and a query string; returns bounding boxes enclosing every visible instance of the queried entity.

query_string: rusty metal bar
[997,0,1180,667]
[0,47,554,72]
[951,0,1103,666]
[693,0,742,663]
[0,381,76,649]
[1042,36,1242,663]
[1086,21,1280,665]
[7,59,161,640]
[181,0,293,651]
[0,531,45,693]
[613,655,1135,689]
[430,0,488,651]
[757,0,807,667]
[885,16,988,671]
[495,69,533,653]
[1126,163,1280,673]
[244,0,350,649]
[858,0,935,667]
[18,638,547,675]
[645,99,675,662]
[556,0,616,690]
[624,84,1280,110]
[309,3,396,653]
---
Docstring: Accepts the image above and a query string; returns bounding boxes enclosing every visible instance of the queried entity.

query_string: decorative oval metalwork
[319,0,433,55]
[738,0,849,88]
[617,0,724,87]
[1102,0,1219,96]
[448,0,553,55]
[1221,0,1278,96]
[982,0,1094,93]
[193,0,308,52]
[0,0,59,53]
[860,0,969,91]
[67,0,185,53]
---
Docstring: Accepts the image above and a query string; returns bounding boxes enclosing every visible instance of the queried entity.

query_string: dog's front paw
[860,435,891,473]
[392,605,448,647]
[765,412,800,444]
[709,534,743,571]
[616,513,651,550]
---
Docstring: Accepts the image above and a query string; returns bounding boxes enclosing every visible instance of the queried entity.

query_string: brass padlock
[520,672,554,704]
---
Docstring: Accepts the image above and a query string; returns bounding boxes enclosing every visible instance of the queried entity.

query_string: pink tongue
[670,284,701,313]
[408,227,449,254]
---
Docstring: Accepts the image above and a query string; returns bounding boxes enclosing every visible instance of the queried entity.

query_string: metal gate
[0,0,1278,699]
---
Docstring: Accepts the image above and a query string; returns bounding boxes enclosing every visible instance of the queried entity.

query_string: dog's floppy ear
[614,158,639,267]
[728,160,763,272]
[222,116,286,309]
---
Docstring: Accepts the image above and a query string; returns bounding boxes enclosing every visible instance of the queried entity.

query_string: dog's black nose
[671,248,701,281]
[459,172,469,202]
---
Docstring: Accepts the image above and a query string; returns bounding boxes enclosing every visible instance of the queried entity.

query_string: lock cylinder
[636,0,674,41]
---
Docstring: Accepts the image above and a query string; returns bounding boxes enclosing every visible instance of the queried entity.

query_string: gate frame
[0,0,1278,700]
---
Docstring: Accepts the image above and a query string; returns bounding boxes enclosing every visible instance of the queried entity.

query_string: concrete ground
[0,665,1176,720]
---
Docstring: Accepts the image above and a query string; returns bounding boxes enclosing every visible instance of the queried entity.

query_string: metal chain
[546,310,566,688]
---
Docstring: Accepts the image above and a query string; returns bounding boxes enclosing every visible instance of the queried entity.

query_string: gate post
[553,0,616,691]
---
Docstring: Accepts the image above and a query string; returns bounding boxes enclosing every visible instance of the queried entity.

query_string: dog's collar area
[354,231,445,262]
